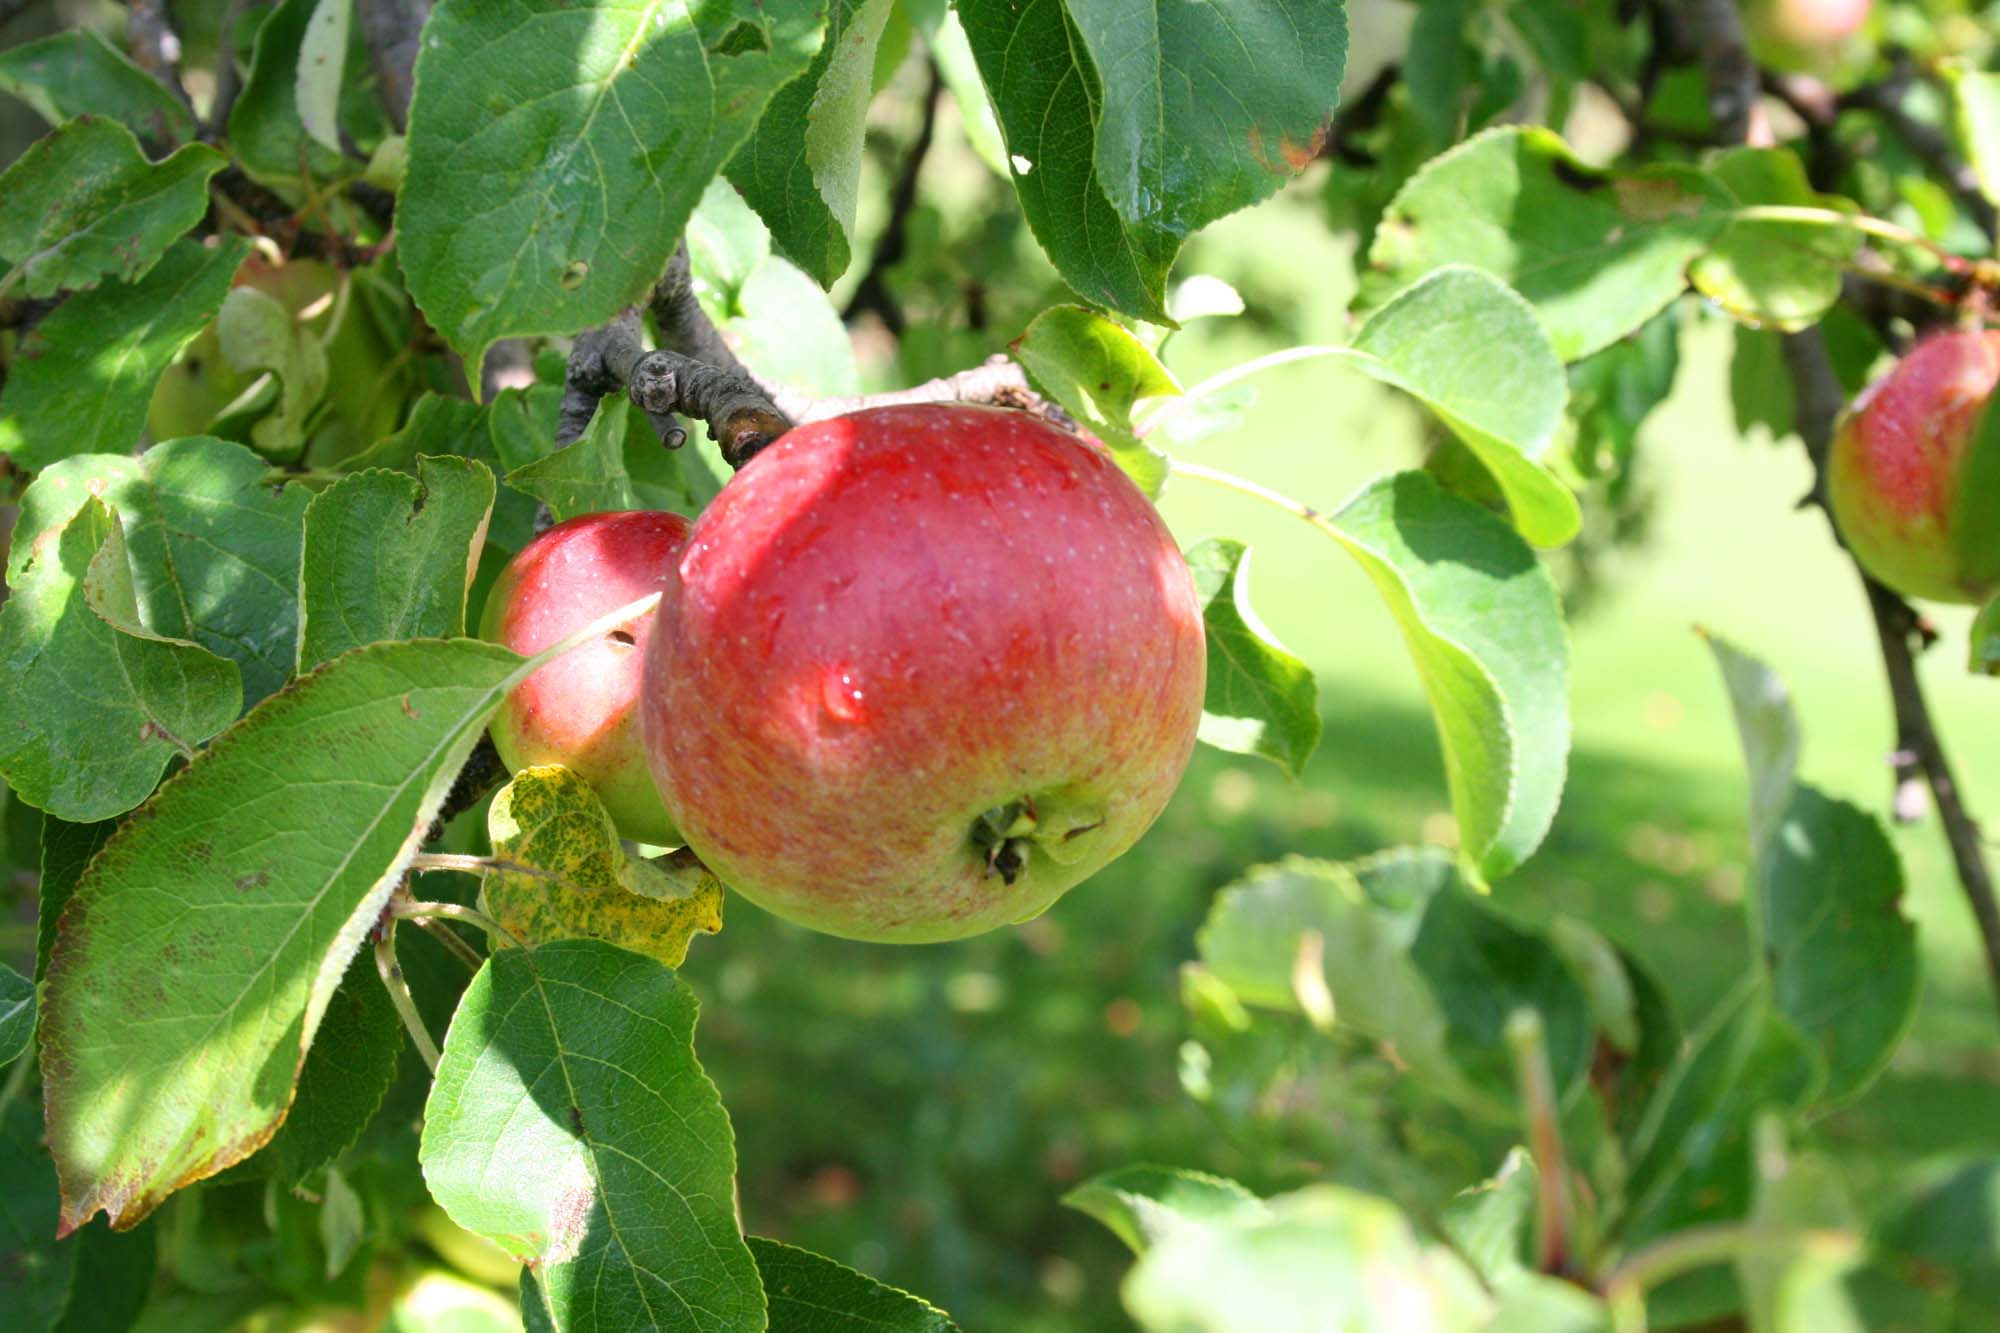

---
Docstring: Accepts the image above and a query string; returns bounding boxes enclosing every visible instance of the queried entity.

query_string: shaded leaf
[0,119,224,299]
[1974,595,1999,676]
[37,817,115,984]
[1945,61,2000,208]
[955,0,1178,320]
[39,637,534,1231]
[1064,1166,1263,1256]
[1015,305,1175,494]
[256,949,403,1187]
[422,941,764,1332]
[50,1216,158,1333]
[227,0,358,187]
[0,236,249,468]
[400,0,824,378]
[1,1098,74,1330]
[0,497,241,821]
[504,394,639,523]
[1738,1125,1865,1333]
[1363,126,1731,360]
[0,31,195,144]
[749,1237,960,1331]
[1440,1148,1535,1284]
[15,436,311,704]
[216,285,330,461]
[1690,148,1857,331]
[483,765,724,970]
[1184,540,1320,776]
[1328,472,1569,878]
[0,962,32,1067]
[729,0,896,285]
[297,456,496,670]
[1881,1159,2000,1300]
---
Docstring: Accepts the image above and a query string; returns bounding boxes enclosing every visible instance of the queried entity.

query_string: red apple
[1829,330,2000,606]
[640,404,1207,943]
[481,510,693,845]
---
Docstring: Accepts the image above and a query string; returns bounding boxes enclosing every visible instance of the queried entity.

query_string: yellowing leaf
[483,765,723,968]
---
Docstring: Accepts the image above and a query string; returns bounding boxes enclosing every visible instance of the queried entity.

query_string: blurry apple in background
[1829,329,2000,606]
[641,404,1207,944]
[480,510,693,846]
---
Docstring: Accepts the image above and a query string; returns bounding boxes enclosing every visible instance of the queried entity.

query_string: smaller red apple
[480,510,692,845]
[1829,330,2000,607]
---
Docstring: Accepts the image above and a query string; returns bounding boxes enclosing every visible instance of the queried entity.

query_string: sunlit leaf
[1065,1166,1263,1255]
[39,637,532,1231]
[423,941,763,1331]
[483,765,724,969]
[750,1237,960,1331]
[1014,304,1175,494]
[1691,148,1856,331]
[400,0,824,378]
[0,236,249,468]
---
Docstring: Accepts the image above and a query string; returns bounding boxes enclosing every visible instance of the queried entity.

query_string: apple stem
[374,921,441,1073]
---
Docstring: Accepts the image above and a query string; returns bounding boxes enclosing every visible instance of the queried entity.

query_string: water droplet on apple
[820,665,868,723]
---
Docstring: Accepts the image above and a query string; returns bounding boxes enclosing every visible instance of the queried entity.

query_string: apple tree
[0,0,1997,1328]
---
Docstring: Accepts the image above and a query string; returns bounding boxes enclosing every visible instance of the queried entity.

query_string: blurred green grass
[691,172,2000,1330]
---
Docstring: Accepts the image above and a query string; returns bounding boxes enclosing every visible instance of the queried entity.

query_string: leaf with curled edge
[482,765,723,970]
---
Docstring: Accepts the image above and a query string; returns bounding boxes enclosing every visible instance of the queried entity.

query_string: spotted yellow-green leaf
[483,765,723,969]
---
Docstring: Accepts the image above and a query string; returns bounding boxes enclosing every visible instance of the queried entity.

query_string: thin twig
[1507,1010,1577,1277]
[843,60,943,337]
[127,0,196,115]
[374,922,441,1072]
[355,0,429,132]
[414,916,484,972]
[394,897,524,950]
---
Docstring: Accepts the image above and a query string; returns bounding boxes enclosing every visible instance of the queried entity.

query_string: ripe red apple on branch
[480,509,692,846]
[641,404,1207,943]
[1828,329,2000,606]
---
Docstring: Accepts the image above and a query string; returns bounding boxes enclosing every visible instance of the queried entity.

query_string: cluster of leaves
[0,0,1996,1328]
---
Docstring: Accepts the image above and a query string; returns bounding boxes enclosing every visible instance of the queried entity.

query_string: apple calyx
[973,794,1108,885]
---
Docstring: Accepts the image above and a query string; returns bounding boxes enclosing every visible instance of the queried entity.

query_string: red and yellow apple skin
[641,404,1207,944]
[480,510,693,846]
[1829,330,2000,606]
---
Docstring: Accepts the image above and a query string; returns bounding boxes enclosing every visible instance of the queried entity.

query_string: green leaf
[1759,788,1917,1106]
[1184,539,1320,776]
[1621,983,1824,1243]
[1,1098,75,1330]
[0,497,241,821]
[1061,0,1347,240]
[0,962,32,1067]
[1486,1273,1611,1332]
[1363,126,1731,360]
[296,0,354,155]
[400,0,825,379]
[685,176,771,310]
[0,119,224,299]
[227,0,357,187]
[216,285,330,461]
[1974,595,1999,676]
[51,1216,158,1333]
[1346,265,1578,547]
[482,765,725,969]
[504,394,640,522]
[0,30,196,144]
[422,941,764,1332]
[1064,1166,1263,1256]
[1327,472,1569,878]
[1121,1185,1489,1333]
[37,818,114,984]
[1738,1125,1865,1333]
[1881,1159,2000,1296]
[297,457,496,669]
[0,236,249,468]
[955,0,1178,320]
[14,436,311,704]
[1014,305,1176,494]
[255,947,403,1186]
[1690,148,1857,331]
[749,1237,960,1331]
[1945,61,2000,208]
[38,637,536,1231]
[729,0,896,285]
[1440,1148,1535,1285]
[1704,632,1801,853]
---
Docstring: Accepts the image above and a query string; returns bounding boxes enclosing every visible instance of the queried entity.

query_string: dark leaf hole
[608,629,637,647]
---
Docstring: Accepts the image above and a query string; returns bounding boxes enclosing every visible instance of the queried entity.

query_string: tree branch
[127,0,196,115]
[1841,60,2000,245]
[355,0,430,132]
[1684,0,1767,146]
[843,61,942,337]
[206,0,252,138]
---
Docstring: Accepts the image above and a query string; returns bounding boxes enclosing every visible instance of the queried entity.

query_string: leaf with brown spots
[422,941,762,1331]
[482,765,723,970]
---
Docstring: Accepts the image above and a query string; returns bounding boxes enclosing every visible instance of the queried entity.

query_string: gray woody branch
[1683,0,2000,1022]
